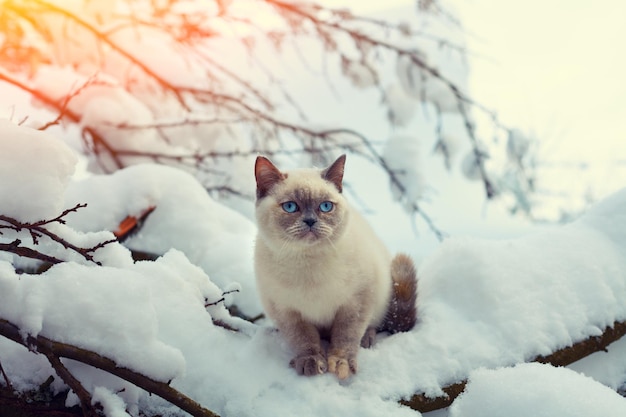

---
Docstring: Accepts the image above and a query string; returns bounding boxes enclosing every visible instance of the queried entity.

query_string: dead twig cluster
[0,203,116,266]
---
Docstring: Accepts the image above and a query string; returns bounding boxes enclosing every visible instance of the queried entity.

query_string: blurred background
[0,0,624,259]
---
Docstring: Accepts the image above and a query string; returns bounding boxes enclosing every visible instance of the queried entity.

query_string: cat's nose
[303,218,317,227]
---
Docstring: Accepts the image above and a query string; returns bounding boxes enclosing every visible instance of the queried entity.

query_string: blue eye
[319,201,334,213]
[282,201,299,213]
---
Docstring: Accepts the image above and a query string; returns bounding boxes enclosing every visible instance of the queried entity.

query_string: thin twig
[44,352,100,417]
[0,204,116,265]
[0,239,64,264]
[204,289,240,308]
[0,360,13,390]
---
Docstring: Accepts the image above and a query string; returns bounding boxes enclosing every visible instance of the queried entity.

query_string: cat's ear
[255,156,286,199]
[322,154,346,193]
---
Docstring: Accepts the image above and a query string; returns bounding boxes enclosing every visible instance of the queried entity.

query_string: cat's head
[254,155,349,249]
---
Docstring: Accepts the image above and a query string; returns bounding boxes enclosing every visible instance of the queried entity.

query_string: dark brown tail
[378,253,418,334]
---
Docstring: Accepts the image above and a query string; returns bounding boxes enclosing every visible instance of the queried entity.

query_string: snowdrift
[1,121,626,416]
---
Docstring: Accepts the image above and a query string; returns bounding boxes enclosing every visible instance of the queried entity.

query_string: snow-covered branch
[0,318,220,417]
[0,203,116,266]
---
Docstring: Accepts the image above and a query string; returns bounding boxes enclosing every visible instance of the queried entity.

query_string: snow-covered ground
[1,120,626,417]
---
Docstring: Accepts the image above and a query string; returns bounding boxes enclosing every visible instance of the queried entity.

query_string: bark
[400,320,626,413]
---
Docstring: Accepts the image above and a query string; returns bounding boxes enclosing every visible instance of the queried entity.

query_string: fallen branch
[400,320,626,413]
[0,318,219,417]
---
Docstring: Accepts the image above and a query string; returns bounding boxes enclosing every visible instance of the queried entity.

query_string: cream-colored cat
[254,154,417,380]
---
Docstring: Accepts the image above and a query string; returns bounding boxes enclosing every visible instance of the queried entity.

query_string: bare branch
[20,0,191,110]
[262,0,525,201]
[0,239,64,265]
[0,360,12,390]
[37,74,107,131]
[0,69,82,124]
[44,352,100,417]
[0,204,116,265]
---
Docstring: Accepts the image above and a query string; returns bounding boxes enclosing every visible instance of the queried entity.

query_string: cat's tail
[378,253,418,334]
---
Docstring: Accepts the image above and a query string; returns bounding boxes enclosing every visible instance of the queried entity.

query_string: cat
[254,154,417,380]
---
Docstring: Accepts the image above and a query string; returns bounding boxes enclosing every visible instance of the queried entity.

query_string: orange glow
[0,0,295,80]
[0,0,50,75]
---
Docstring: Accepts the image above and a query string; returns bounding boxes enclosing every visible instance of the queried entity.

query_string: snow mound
[349,187,626,401]
[64,164,261,316]
[449,363,626,417]
[0,119,77,221]
[0,250,221,382]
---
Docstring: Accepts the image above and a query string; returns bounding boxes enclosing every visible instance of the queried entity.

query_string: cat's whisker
[324,235,338,252]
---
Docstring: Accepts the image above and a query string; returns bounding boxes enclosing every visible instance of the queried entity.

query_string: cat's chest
[276,254,351,290]
[270,254,357,323]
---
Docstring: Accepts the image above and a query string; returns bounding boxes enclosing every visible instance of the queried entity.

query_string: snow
[383,133,425,206]
[1,120,626,417]
[63,163,261,316]
[384,83,418,127]
[449,363,626,417]
[0,118,77,221]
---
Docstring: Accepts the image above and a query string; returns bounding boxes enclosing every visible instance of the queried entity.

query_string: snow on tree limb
[400,320,626,413]
[0,318,220,417]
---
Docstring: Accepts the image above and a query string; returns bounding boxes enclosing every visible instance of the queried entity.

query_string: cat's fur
[254,154,417,379]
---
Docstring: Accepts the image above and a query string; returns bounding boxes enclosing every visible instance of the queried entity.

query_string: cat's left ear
[322,154,346,193]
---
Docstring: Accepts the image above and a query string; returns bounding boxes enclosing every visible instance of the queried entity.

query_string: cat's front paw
[327,352,357,380]
[289,353,327,376]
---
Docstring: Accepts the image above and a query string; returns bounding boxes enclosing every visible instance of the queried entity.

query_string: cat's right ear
[255,156,286,199]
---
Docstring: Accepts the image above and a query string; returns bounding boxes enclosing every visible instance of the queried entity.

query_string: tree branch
[0,318,220,417]
[0,360,12,390]
[0,239,63,265]
[43,353,99,417]
[0,204,116,266]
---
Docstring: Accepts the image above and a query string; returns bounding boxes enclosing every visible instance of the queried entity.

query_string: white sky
[320,0,626,205]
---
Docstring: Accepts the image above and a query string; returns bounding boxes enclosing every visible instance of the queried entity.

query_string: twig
[0,204,116,265]
[24,0,191,110]
[37,74,105,131]
[0,360,13,390]
[0,239,64,264]
[204,289,240,308]
[263,0,522,201]
[44,352,100,417]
